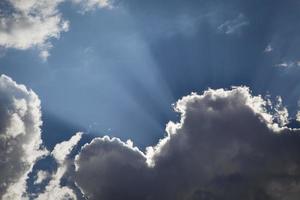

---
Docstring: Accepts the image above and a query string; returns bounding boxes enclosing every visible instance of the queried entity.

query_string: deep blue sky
[1,0,300,149]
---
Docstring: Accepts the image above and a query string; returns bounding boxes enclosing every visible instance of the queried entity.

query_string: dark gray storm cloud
[74,87,300,200]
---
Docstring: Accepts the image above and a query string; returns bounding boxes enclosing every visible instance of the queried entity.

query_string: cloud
[74,86,300,200]
[0,74,47,199]
[0,0,112,59]
[75,136,149,199]
[0,74,80,199]
[35,132,82,200]
[276,61,300,68]
[264,44,273,53]
[1,75,300,199]
[34,170,50,185]
[71,0,112,12]
[52,132,82,164]
[218,13,249,35]
[0,0,69,57]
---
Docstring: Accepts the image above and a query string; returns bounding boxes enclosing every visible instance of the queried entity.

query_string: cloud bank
[1,74,300,199]
[74,87,300,200]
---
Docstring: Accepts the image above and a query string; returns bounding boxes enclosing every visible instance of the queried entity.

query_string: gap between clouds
[2,74,300,199]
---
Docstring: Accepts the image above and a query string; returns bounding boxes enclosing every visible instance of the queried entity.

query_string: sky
[2,0,300,199]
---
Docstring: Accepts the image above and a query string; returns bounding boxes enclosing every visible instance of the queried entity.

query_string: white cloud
[39,50,51,62]
[74,86,300,200]
[276,61,300,68]
[0,74,47,200]
[71,0,112,11]
[35,133,82,200]
[34,170,50,185]
[0,0,112,60]
[52,132,83,164]
[273,96,289,126]
[0,0,69,56]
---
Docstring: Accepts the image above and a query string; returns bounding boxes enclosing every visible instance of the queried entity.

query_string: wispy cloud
[218,13,249,35]
[264,44,273,53]
[276,61,300,68]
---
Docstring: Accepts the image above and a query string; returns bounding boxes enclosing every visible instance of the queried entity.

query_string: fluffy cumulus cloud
[0,0,111,60]
[0,0,69,59]
[74,87,300,200]
[0,75,47,199]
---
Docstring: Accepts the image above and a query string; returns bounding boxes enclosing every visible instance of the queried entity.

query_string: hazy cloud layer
[0,75,47,199]
[75,87,300,200]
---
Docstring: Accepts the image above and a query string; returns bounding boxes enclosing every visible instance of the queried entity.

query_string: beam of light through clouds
[3,0,300,148]
[2,0,300,199]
